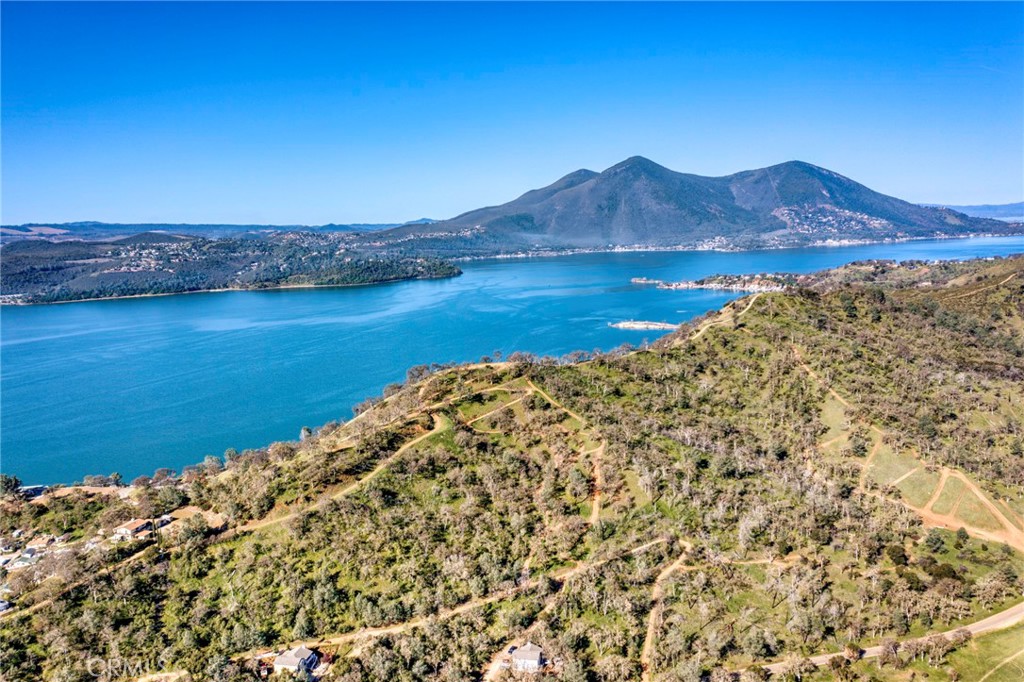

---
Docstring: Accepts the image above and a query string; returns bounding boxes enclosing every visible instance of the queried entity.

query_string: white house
[511,642,544,673]
[273,645,318,675]
[112,519,152,540]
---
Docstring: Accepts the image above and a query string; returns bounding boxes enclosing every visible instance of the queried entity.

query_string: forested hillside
[0,232,460,304]
[1,256,1022,682]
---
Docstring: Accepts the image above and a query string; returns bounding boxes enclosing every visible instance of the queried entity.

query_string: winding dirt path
[977,643,1024,682]
[819,434,847,449]
[859,436,884,488]
[587,443,606,525]
[0,545,153,620]
[688,293,763,342]
[921,469,952,512]
[243,537,670,667]
[761,599,1024,675]
[238,413,448,534]
[526,379,607,528]
[477,538,670,680]
[639,552,691,681]
[946,272,1018,300]
[793,344,1024,554]
[889,466,921,487]
[466,394,528,425]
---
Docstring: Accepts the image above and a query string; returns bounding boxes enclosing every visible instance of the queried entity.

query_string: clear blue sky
[2,1,1022,225]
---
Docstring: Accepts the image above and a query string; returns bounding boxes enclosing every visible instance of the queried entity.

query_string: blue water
[3,236,1023,484]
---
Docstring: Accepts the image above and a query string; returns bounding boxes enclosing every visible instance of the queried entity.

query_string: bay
[3,236,1023,484]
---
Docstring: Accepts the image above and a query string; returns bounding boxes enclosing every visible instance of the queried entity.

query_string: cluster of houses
[0,531,69,573]
[92,506,227,548]
[1,497,227,609]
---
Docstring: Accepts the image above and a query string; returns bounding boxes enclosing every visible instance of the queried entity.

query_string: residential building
[511,642,544,673]
[112,519,153,540]
[273,646,318,675]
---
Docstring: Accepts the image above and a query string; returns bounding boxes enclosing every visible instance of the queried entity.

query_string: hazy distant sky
[2,1,1022,225]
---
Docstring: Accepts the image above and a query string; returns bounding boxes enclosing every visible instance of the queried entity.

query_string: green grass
[820,432,849,457]
[455,390,514,420]
[829,622,1024,681]
[968,410,1003,431]
[932,477,966,516]
[820,394,850,442]
[946,622,1024,682]
[994,499,1024,532]
[622,470,651,508]
[866,445,920,488]
[895,469,943,509]
[956,492,1005,533]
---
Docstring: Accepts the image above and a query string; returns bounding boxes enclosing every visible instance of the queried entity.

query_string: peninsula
[0,232,461,304]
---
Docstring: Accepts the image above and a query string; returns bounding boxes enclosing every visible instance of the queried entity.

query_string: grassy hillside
[1,256,1022,682]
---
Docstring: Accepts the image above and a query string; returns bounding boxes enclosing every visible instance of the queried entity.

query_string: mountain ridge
[922,201,1024,221]
[374,157,1017,254]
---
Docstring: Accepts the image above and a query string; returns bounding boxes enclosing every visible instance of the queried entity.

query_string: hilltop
[368,158,1018,255]
[1,256,1023,682]
[922,202,1024,222]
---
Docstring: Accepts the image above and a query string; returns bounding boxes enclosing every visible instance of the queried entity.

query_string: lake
[3,236,1023,484]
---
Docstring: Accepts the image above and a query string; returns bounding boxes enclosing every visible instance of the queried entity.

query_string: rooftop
[512,642,544,662]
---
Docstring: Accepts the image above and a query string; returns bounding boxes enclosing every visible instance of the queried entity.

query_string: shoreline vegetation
[0,271,460,307]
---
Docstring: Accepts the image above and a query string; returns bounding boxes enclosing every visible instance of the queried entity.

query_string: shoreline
[6,246,1024,485]
[448,231,1024,262]
[4,233,1023,306]
[0,272,461,307]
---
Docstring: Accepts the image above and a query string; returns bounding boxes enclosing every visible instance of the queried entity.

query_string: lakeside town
[630,274,790,293]
[0,482,226,610]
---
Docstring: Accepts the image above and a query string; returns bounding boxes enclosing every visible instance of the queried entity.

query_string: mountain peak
[759,160,828,175]
[605,156,671,174]
[559,168,600,183]
[386,158,1012,252]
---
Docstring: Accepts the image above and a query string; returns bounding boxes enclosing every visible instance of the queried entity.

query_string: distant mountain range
[369,157,1020,255]
[922,202,1024,222]
[0,219,438,242]
[3,159,1020,255]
